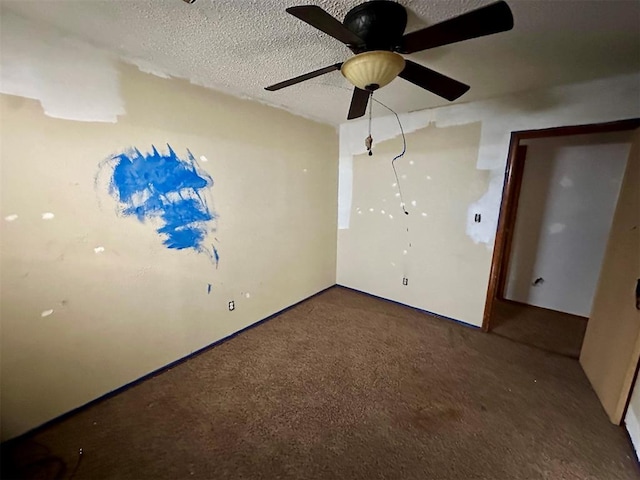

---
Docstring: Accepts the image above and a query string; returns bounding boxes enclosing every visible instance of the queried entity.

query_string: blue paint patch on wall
[103,145,218,261]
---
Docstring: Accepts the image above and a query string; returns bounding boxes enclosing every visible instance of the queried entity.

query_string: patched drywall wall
[505,132,631,317]
[338,73,640,326]
[0,62,338,440]
[337,122,493,325]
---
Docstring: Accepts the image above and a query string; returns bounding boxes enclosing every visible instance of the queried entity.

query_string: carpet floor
[490,299,588,358]
[2,286,638,480]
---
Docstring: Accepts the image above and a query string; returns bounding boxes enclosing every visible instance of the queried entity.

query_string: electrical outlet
[402,277,408,286]
[228,300,235,311]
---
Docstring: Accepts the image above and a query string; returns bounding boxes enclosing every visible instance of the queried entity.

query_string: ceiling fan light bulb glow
[341,51,405,91]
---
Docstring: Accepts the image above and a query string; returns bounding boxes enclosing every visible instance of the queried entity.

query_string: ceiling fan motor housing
[343,0,408,52]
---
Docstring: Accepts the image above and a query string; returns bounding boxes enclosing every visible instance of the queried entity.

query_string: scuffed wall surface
[0,64,338,441]
[337,73,640,326]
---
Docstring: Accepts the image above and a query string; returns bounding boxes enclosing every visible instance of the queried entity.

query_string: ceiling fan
[265,1,513,120]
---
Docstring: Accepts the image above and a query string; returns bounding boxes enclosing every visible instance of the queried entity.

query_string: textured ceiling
[3,0,639,125]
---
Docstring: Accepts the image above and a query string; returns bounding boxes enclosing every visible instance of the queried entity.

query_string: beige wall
[0,64,338,440]
[337,74,640,327]
[337,122,493,325]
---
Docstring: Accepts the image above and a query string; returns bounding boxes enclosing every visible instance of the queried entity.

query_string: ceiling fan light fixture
[341,51,405,91]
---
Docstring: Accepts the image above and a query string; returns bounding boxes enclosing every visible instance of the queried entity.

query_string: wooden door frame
[482,118,640,332]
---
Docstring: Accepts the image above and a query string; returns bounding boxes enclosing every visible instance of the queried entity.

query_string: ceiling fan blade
[347,87,370,120]
[398,1,513,54]
[399,60,470,101]
[265,63,342,91]
[286,5,364,47]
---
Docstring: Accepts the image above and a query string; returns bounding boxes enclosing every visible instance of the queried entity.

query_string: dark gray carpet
[2,286,638,479]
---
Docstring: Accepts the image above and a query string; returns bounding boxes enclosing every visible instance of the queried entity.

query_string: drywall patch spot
[41,212,55,220]
[421,212,428,217]
[303,168,308,173]
[41,309,54,318]
[403,249,408,255]
[426,175,432,180]
[411,200,417,207]
[200,155,208,163]
[560,176,574,188]
[548,223,566,234]
[389,214,394,219]
[4,214,18,222]
[409,160,415,165]
[93,246,105,253]
[245,292,251,299]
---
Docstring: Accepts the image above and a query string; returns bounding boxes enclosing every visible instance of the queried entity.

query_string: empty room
[1,0,639,479]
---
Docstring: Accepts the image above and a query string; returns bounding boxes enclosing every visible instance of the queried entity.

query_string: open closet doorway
[483,118,640,427]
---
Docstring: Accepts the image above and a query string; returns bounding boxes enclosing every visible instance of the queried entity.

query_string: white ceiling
[3,0,639,125]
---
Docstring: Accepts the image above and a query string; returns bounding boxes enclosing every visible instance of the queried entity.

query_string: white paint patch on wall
[548,223,566,235]
[122,56,172,79]
[560,176,574,188]
[41,212,55,220]
[40,309,54,318]
[0,12,125,123]
[4,214,18,222]
[338,73,640,243]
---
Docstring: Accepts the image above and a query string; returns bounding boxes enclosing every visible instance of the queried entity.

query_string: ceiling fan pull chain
[366,91,374,156]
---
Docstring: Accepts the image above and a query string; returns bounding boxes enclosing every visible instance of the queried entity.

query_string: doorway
[485,123,637,357]
[483,118,640,427]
